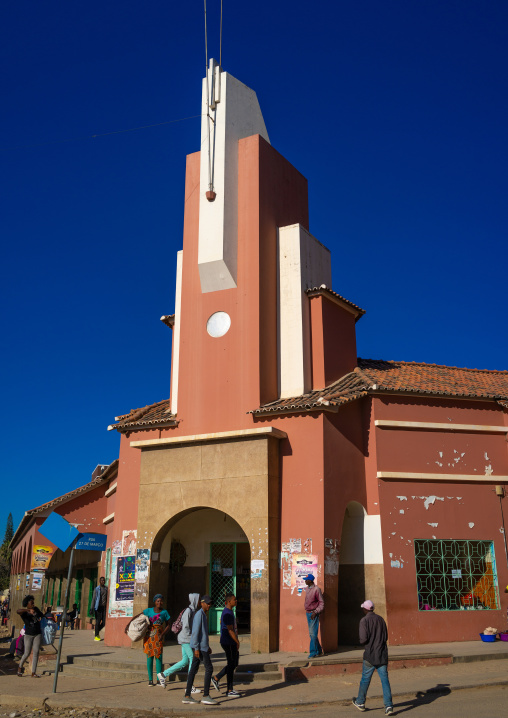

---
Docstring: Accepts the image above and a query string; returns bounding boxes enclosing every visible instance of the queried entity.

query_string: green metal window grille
[50,577,55,606]
[75,569,83,609]
[44,578,49,605]
[57,575,63,606]
[105,548,111,586]
[210,543,236,605]
[88,568,98,618]
[414,539,500,611]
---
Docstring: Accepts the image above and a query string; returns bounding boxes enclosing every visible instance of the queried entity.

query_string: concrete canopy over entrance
[132,431,281,652]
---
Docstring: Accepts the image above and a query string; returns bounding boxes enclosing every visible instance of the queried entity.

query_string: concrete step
[60,664,282,683]
[69,656,280,673]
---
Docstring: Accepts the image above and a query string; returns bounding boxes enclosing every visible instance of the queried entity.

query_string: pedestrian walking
[156,592,201,695]
[303,573,324,658]
[92,576,108,641]
[143,593,171,686]
[16,595,44,677]
[67,603,79,630]
[352,599,394,715]
[211,593,241,698]
[182,595,217,706]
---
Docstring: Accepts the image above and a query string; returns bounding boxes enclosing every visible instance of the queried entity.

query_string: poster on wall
[112,540,122,555]
[31,571,44,591]
[122,529,137,556]
[116,556,135,602]
[135,548,150,584]
[16,576,20,591]
[31,545,54,571]
[25,574,30,589]
[108,556,134,618]
[291,554,318,594]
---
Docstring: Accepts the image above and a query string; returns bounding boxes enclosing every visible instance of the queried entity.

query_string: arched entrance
[132,430,281,652]
[337,502,386,644]
[152,508,251,634]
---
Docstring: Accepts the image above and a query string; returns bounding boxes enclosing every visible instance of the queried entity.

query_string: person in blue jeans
[303,574,324,658]
[157,592,201,695]
[352,600,393,715]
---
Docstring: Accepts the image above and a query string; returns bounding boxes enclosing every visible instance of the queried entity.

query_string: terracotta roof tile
[252,359,508,415]
[11,460,118,548]
[110,400,175,431]
[306,285,365,320]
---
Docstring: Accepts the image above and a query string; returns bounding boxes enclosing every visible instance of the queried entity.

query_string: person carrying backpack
[157,593,201,695]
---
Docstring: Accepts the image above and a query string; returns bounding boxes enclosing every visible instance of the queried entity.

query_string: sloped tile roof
[11,460,118,548]
[306,285,365,320]
[110,400,175,431]
[252,359,508,415]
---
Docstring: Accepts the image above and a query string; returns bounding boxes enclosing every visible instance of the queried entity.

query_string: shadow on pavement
[393,684,452,714]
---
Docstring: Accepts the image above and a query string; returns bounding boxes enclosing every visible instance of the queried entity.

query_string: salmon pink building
[10,64,508,651]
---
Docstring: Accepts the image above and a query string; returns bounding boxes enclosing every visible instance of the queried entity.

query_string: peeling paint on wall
[427,523,438,527]
[391,560,403,568]
[468,522,475,529]
[422,496,444,510]
[396,496,407,501]
[400,510,405,514]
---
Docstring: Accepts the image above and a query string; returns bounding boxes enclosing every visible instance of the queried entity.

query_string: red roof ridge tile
[359,358,508,375]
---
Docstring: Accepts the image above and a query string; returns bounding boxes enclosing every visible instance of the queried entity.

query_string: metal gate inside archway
[209,541,251,634]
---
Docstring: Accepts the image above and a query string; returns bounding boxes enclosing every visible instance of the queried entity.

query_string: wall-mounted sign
[31,545,54,570]
[76,533,107,551]
[39,512,79,551]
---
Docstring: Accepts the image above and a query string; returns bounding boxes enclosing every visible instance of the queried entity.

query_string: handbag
[126,613,150,642]
[41,617,57,646]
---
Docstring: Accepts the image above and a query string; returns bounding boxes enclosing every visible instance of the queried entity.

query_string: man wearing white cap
[352,599,393,715]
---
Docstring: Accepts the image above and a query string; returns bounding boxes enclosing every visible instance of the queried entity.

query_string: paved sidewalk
[25,627,508,667]
[1,630,508,713]
[1,658,507,713]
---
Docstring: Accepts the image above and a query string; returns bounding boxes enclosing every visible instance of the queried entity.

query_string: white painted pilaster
[278,224,331,398]
[170,250,183,415]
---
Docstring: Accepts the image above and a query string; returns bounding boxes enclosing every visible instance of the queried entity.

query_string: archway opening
[338,501,366,645]
[154,508,251,634]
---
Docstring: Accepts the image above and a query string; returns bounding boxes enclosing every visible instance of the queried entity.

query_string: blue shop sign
[39,512,80,552]
[75,533,108,551]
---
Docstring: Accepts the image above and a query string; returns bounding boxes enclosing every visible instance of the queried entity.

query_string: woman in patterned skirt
[143,594,170,686]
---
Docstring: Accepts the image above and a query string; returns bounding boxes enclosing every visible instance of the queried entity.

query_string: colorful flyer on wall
[31,545,54,570]
[31,571,44,591]
[108,556,133,617]
[122,529,137,556]
[135,548,150,583]
[116,555,135,602]
[112,539,122,555]
[291,554,318,592]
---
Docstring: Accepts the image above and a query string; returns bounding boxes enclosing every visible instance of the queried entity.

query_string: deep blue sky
[2,1,507,539]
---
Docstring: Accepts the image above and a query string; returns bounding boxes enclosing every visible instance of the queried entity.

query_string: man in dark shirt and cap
[352,600,393,715]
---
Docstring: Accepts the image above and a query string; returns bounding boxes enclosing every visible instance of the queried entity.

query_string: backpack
[126,613,150,642]
[171,607,188,634]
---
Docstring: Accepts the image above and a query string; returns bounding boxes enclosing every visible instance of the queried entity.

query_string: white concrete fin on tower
[170,250,183,415]
[278,225,331,398]
[198,60,270,293]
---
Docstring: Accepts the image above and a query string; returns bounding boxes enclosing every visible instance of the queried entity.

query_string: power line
[0,114,201,153]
